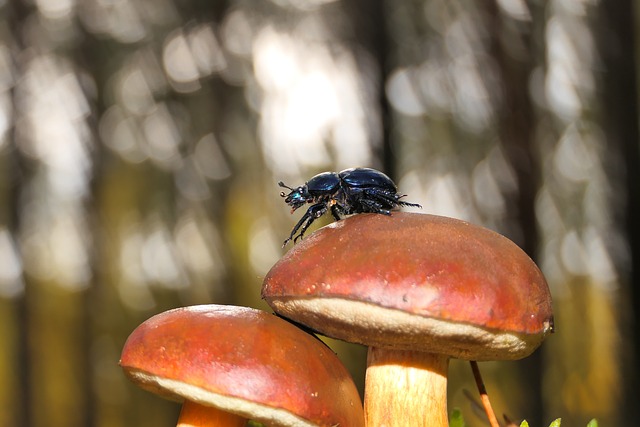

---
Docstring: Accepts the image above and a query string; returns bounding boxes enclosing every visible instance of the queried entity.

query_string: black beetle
[278,167,421,246]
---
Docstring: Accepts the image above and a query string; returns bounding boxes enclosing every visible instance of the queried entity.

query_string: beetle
[278,167,421,246]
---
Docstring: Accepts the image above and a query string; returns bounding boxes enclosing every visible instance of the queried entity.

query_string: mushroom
[262,213,554,427]
[119,304,364,427]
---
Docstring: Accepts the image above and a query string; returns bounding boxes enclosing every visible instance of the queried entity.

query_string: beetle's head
[278,181,310,212]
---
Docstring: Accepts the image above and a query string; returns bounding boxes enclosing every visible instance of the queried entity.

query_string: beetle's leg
[370,188,422,209]
[283,210,312,246]
[351,189,394,213]
[364,188,401,207]
[364,188,422,210]
[283,203,327,246]
[330,205,341,221]
[294,203,328,242]
[359,197,391,215]
[330,203,347,220]
[397,195,422,208]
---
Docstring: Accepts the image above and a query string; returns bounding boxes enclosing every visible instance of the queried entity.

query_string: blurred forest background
[0,0,638,426]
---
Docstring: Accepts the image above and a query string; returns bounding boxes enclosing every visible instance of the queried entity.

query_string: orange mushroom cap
[120,305,364,427]
[262,213,554,361]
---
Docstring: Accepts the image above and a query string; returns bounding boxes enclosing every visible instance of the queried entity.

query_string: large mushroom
[119,304,364,427]
[262,213,554,427]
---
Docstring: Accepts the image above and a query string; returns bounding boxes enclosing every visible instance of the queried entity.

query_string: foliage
[450,408,466,427]
[450,409,599,427]
[520,417,599,427]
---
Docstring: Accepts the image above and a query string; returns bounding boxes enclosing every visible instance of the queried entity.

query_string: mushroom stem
[177,400,246,427]
[364,347,450,427]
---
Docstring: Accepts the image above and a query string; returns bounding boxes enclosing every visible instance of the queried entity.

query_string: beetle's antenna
[278,181,294,190]
[278,181,295,197]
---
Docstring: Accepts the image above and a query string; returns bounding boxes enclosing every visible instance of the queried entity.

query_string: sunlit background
[0,0,637,426]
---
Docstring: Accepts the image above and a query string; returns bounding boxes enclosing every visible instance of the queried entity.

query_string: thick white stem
[364,347,450,427]
[176,400,246,427]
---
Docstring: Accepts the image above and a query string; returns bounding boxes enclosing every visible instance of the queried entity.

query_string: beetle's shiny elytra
[278,167,421,246]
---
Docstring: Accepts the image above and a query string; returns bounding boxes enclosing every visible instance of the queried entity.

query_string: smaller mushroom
[262,213,554,427]
[119,304,364,427]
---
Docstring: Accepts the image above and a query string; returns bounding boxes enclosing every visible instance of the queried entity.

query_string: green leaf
[449,408,467,427]
[520,416,599,427]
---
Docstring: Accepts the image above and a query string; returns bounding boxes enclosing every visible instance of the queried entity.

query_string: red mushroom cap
[262,213,554,361]
[119,305,364,427]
